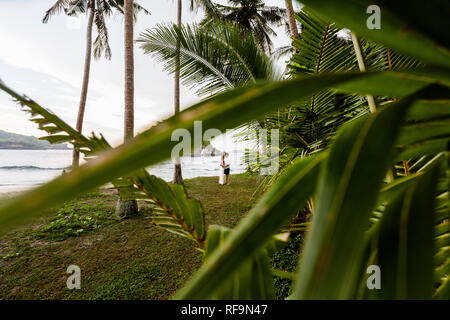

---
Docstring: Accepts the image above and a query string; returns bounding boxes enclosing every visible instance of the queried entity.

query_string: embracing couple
[219,152,230,185]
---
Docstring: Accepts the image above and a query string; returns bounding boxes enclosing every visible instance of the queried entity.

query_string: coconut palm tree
[200,0,286,54]
[43,0,149,169]
[115,0,139,218]
[284,0,298,39]
[173,0,184,184]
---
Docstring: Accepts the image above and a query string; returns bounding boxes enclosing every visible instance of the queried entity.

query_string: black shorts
[224,168,230,175]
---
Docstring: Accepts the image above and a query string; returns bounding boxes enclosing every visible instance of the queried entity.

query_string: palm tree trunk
[116,0,138,218]
[350,32,378,113]
[350,32,395,181]
[124,0,135,141]
[72,0,95,169]
[173,0,184,184]
[285,0,299,39]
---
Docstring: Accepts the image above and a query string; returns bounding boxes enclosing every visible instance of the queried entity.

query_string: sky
[0,0,293,148]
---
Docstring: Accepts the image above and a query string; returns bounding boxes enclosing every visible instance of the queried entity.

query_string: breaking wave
[0,166,66,170]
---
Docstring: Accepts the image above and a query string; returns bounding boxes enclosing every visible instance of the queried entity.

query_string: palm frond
[191,0,221,16]
[138,22,276,96]
[44,0,149,60]
[135,171,206,246]
[64,0,88,16]
[107,0,150,17]
[43,0,74,23]
[284,8,361,148]
[364,41,423,72]
[93,0,112,59]
[199,0,286,53]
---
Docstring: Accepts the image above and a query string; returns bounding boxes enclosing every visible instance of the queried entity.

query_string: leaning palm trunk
[173,0,184,184]
[72,0,95,169]
[285,0,298,39]
[116,0,138,218]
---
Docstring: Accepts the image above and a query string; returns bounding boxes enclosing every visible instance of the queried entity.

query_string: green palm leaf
[202,225,283,299]
[134,171,206,245]
[377,160,441,299]
[297,0,450,68]
[138,21,276,96]
[293,90,425,299]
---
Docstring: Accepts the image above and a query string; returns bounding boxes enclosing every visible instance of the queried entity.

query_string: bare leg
[226,174,230,185]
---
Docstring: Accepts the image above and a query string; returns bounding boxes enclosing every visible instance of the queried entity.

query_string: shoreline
[0,189,26,199]
[0,184,114,199]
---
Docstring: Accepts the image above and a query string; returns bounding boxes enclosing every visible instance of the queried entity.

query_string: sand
[0,189,26,200]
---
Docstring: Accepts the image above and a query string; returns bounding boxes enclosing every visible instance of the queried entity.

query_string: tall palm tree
[200,0,286,54]
[43,0,149,169]
[173,0,184,184]
[115,0,139,218]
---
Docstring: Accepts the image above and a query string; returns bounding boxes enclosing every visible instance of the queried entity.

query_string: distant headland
[0,129,69,150]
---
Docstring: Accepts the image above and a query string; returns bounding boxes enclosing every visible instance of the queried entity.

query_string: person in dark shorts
[220,152,231,185]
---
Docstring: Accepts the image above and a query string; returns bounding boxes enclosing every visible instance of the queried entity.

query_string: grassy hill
[0,130,68,150]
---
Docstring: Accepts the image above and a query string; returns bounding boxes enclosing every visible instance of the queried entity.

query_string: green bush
[33,202,116,241]
[271,234,304,299]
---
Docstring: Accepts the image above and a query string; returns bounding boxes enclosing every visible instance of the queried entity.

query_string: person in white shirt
[219,152,231,185]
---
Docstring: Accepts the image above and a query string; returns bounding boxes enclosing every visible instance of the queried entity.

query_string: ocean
[0,149,246,193]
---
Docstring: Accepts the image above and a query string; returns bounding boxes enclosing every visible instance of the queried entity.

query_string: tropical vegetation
[43,0,149,168]
[0,0,449,300]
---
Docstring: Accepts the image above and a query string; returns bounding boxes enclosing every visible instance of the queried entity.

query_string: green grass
[0,174,286,299]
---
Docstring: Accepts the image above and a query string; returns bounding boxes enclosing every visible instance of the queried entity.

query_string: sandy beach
[0,189,24,200]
